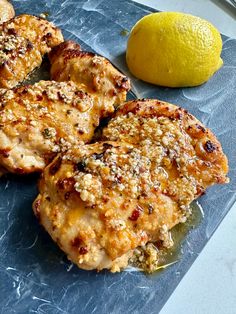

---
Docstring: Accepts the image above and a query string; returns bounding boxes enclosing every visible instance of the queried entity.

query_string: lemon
[126,12,223,87]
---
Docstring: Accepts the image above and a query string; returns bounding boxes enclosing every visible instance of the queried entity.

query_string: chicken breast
[33,141,176,272]
[103,99,229,188]
[49,41,131,114]
[0,0,15,23]
[0,14,63,88]
[0,80,100,174]
[33,100,228,272]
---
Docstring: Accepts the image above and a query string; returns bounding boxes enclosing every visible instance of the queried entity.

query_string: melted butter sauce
[128,201,204,274]
[160,201,203,267]
[150,201,204,275]
[23,58,51,85]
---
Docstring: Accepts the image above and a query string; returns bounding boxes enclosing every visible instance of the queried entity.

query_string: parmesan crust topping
[33,99,229,273]
[33,99,229,272]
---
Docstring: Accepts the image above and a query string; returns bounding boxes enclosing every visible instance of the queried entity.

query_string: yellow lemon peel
[126,12,223,87]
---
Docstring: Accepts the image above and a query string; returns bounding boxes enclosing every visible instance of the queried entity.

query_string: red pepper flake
[71,236,81,248]
[0,149,10,158]
[129,210,140,221]
[79,247,88,255]
[49,157,62,175]
[71,237,88,254]
[15,167,24,174]
[139,167,146,173]
[36,95,43,101]
[129,206,143,221]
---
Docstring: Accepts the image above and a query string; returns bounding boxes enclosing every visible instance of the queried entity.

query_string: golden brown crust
[103,99,229,186]
[33,141,179,272]
[0,0,15,24]
[33,98,229,272]
[0,80,100,174]
[48,40,81,65]
[49,40,131,115]
[0,14,63,88]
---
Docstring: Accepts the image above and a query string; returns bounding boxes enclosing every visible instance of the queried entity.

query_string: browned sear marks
[49,40,131,115]
[33,98,229,273]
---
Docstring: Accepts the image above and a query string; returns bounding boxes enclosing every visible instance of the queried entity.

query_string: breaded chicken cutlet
[0,14,63,88]
[0,80,104,174]
[33,99,228,272]
[0,0,15,23]
[49,41,131,113]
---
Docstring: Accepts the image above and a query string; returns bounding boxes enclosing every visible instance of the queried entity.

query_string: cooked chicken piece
[33,141,174,272]
[49,41,131,114]
[0,80,101,174]
[103,99,229,187]
[33,100,228,272]
[0,0,15,23]
[0,14,63,88]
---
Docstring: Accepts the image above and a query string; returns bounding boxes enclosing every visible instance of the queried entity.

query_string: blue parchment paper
[0,1,235,313]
